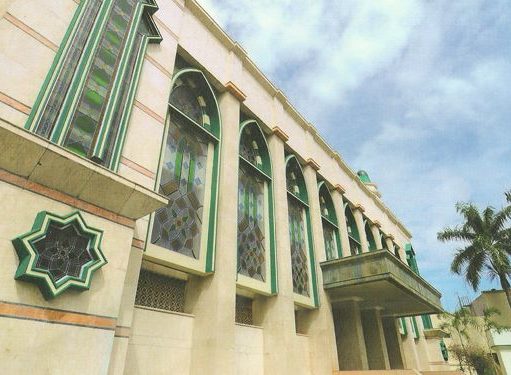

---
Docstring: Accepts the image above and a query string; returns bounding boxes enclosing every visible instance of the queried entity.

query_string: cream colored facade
[0,0,456,374]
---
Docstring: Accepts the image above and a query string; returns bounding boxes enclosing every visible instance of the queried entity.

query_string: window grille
[235,295,253,325]
[135,269,186,312]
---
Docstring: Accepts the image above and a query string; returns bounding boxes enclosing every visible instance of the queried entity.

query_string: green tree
[440,307,478,373]
[437,191,511,309]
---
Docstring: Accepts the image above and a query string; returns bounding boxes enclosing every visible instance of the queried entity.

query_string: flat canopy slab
[321,250,442,317]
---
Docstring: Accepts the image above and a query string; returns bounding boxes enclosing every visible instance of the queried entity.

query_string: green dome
[357,170,371,183]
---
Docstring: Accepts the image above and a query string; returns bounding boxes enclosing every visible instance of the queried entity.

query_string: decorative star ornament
[12,211,107,299]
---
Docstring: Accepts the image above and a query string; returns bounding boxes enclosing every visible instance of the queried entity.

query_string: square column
[187,90,240,375]
[302,160,339,374]
[253,127,300,374]
[353,206,369,253]
[382,317,405,369]
[331,187,351,258]
[361,308,391,370]
[334,300,369,370]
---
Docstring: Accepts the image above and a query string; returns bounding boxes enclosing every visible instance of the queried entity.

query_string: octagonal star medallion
[12,211,107,299]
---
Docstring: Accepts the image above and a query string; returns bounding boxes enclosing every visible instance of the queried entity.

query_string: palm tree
[437,191,511,309]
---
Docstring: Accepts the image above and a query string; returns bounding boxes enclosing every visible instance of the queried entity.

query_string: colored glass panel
[286,159,307,202]
[365,222,377,251]
[151,112,208,259]
[239,127,263,168]
[237,165,266,281]
[323,222,337,260]
[32,222,93,283]
[345,206,361,255]
[35,0,102,138]
[288,197,310,296]
[64,0,136,157]
[169,77,204,125]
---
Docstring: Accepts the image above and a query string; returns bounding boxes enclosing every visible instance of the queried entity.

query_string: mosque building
[0,0,455,373]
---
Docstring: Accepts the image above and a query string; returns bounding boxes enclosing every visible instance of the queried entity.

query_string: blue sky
[199,0,511,311]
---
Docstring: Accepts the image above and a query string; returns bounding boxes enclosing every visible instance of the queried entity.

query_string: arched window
[364,219,377,251]
[237,120,277,294]
[26,0,162,170]
[286,155,318,307]
[344,204,361,255]
[318,182,342,260]
[148,68,220,274]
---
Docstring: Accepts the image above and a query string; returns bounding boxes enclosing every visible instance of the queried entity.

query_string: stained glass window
[286,156,313,298]
[345,205,361,255]
[237,121,273,284]
[288,198,310,296]
[27,0,161,169]
[365,221,377,251]
[150,68,220,270]
[318,183,341,260]
[151,113,208,258]
[238,165,266,280]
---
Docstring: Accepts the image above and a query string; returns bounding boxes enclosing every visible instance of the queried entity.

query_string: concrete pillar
[382,317,405,369]
[361,308,391,370]
[353,207,369,253]
[400,317,421,369]
[187,91,239,375]
[302,161,339,374]
[331,188,351,258]
[371,224,383,250]
[252,128,299,374]
[334,300,369,370]
[107,245,144,375]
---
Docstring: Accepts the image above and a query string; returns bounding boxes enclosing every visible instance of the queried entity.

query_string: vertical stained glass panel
[237,165,266,281]
[64,0,137,157]
[36,1,103,138]
[323,223,337,260]
[288,197,310,296]
[151,112,208,259]
[239,128,262,167]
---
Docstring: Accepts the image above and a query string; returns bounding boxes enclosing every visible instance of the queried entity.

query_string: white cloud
[199,0,424,105]
[198,0,511,310]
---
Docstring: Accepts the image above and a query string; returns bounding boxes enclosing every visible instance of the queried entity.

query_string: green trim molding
[12,211,107,299]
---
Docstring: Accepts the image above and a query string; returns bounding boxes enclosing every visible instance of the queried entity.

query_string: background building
[0,0,460,373]
[439,290,511,374]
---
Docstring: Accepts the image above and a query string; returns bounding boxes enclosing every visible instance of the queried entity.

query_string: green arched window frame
[145,68,221,275]
[236,120,277,295]
[344,203,361,255]
[318,181,342,260]
[286,155,319,308]
[364,218,377,251]
[25,0,162,170]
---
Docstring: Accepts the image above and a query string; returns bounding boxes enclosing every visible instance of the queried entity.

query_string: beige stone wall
[125,308,194,375]
[235,324,264,375]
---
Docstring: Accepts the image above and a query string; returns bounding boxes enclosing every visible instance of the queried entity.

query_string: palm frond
[456,202,485,233]
[450,245,480,274]
[465,250,485,291]
[437,226,474,242]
